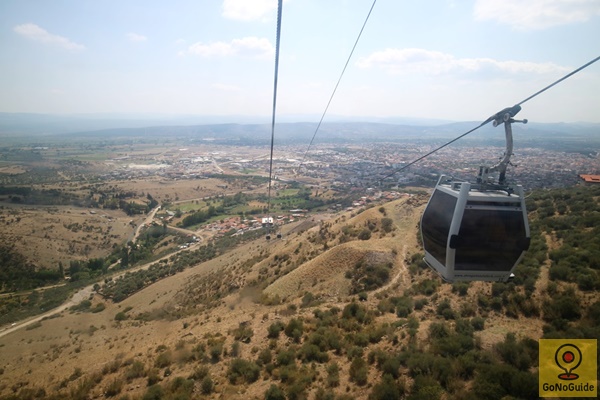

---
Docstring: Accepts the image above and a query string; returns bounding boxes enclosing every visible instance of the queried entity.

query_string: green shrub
[326,362,340,387]
[115,312,128,321]
[436,298,455,320]
[370,374,404,400]
[542,288,581,321]
[349,357,368,386]
[276,349,296,366]
[265,384,286,400]
[410,375,443,400]
[257,348,272,366]
[392,296,414,318]
[154,351,172,368]
[471,317,485,331]
[228,358,260,384]
[169,377,193,397]
[267,321,285,339]
[231,322,253,343]
[451,282,470,296]
[142,384,163,400]
[200,375,213,394]
[105,378,123,397]
[284,318,304,343]
[125,360,145,380]
[414,298,428,310]
[300,343,329,363]
[381,218,394,232]
[358,229,372,240]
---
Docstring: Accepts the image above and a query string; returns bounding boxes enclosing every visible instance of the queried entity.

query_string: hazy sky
[1,0,599,123]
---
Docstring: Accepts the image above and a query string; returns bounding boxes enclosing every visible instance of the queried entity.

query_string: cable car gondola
[262,216,274,240]
[420,106,531,282]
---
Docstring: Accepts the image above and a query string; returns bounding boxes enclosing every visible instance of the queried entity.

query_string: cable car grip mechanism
[477,105,528,188]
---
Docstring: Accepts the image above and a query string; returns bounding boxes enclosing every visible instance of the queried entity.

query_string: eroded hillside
[1,187,599,400]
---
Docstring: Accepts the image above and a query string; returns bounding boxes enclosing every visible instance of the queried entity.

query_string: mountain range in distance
[0,112,598,152]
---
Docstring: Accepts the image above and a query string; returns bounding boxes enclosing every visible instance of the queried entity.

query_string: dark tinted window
[455,209,526,271]
[422,190,457,266]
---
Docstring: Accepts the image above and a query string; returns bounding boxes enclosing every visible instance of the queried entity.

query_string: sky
[1,0,599,123]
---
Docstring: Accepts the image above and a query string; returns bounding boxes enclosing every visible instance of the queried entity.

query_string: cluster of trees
[102,244,217,302]
[179,204,224,228]
[0,244,63,292]
[99,192,158,216]
[66,258,108,282]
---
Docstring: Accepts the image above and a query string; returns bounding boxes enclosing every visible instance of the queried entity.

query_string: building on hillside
[580,174,600,184]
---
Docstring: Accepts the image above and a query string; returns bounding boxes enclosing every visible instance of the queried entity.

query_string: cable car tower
[420,105,531,282]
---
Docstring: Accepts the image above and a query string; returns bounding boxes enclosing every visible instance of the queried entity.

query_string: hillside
[0,187,599,400]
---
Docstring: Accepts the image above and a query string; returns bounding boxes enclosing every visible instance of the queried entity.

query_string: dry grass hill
[0,191,597,400]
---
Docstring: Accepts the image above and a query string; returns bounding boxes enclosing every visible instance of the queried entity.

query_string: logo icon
[555,343,582,380]
[539,339,597,397]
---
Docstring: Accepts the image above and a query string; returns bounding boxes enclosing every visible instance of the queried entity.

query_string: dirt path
[0,283,67,299]
[131,205,161,243]
[373,244,408,296]
[0,235,204,339]
[0,284,94,339]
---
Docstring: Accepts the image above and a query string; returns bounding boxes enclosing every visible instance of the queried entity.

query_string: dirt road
[0,284,94,339]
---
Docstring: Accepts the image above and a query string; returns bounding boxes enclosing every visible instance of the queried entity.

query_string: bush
[542,289,581,321]
[115,312,128,321]
[392,296,413,317]
[105,379,123,397]
[381,218,394,232]
[451,282,470,296]
[228,358,260,384]
[265,384,286,400]
[436,299,455,320]
[125,360,145,380]
[257,348,272,366]
[410,375,443,400]
[276,349,296,366]
[300,343,329,363]
[358,229,371,240]
[349,357,368,386]
[471,317,485,331]
[154,351,172,368]
[142,384,163,400]
[267,321,285,339]
[200,376,213,395]
[232,322,253,343]
[169,377,193,397]
[284,318,304,343]
[414,298,428,310]
[326,362,340,388]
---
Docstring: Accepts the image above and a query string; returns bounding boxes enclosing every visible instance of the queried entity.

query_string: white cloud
[126,32,147,42]
[357,48,569,77]
[186,36,273,58]
[14,23,85,50]
[473,0,600,30]
[222,0,278,21]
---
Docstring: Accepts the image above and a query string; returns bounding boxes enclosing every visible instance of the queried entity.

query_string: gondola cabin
[262,217,274,227]
[421,175,530,282]
[262,217,274,240]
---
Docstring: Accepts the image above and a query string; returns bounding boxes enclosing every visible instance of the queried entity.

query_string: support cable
[267,0,283,215]
[298,0,378,170]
